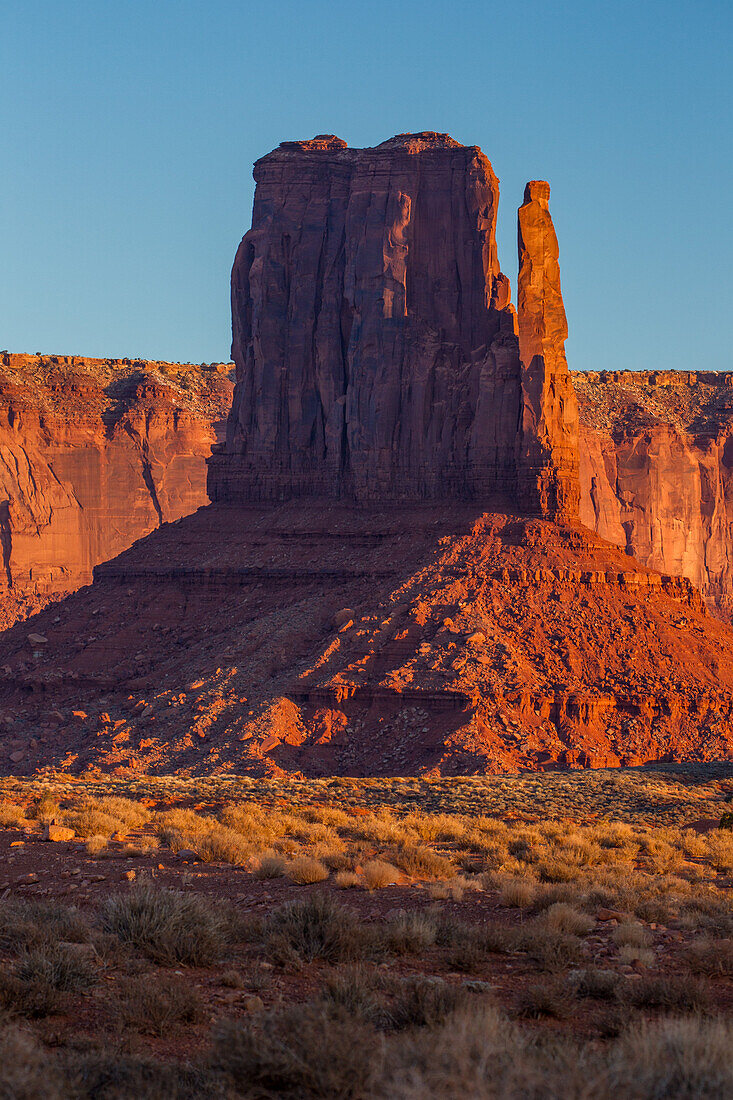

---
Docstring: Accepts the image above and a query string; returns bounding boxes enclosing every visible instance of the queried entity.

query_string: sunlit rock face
[209,133,578,516]
[0,353,233,603]
[516,181,580,521]
[575,369,733,615]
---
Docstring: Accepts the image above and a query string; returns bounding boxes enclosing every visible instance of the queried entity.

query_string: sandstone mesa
[0,132,732,777]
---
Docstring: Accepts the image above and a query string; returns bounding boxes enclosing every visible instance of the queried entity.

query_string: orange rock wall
[575,370,733,614]
[0,354,233,596]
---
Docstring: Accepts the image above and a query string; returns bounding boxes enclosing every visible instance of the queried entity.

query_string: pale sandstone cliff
[575,370,733,614]
[209,134,578,516]
[0,353,233,607]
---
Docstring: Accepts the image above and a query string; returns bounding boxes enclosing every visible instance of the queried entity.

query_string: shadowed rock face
[209,134,578,516]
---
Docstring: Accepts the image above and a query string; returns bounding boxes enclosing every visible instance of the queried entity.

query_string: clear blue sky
[2,0,731,371]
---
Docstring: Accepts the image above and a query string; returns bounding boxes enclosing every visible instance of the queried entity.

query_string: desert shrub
[540,902,595,936]
[363,860,400,890]
[377,1003,575,1098]
[0,899,90,954]
[570,967,621,1000]
[618,945,656,967]
[266,894,374,966]
[0,970,63,1018]
[621,974,710,1012]
[517,925,584,971]
[101,884,229,965]
[63,1051,219,1100]
[0,1025,63,1099]
[286,856,329,884]
[604,1016,733,1098]
[0,800,27,827]
[683,936,733,976]
[384,911,438,955]
[390,977,473,1030]
[499,876,536,909]
[320,966,384,1023]
[612,921,652,948]
[334,871,362,889]
[27,793,62,821]
[63,803,124,839]
[254,851,286,879]
[193,824,253,865]
[112,974,204,1036]
[211,1004,379,1098]
[391,844,456,880]
[15,944,97,992]
[85,835,108,855]
[515,980,574,1019]
[96,796,151,828]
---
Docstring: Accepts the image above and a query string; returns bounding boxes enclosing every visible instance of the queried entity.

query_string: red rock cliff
[0,354,233,609]
[209,134,578,515]
[575,370,733,615]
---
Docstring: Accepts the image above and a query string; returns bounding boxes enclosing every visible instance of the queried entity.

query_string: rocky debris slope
[209,133,578,518]
[0,501,730,777]
[575,370,733,615]
[0,353,233,624]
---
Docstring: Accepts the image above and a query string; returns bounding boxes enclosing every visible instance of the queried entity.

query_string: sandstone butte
[0,131,732,779]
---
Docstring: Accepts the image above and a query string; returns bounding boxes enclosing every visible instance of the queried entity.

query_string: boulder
[43,823,75,842]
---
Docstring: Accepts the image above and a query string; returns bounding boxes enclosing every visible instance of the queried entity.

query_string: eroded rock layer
[209,134,578,516]
[576,370,733,615]
[0,354,233,622]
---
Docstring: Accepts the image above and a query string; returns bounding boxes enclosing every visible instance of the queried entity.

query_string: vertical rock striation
[516,181,580,520]
[209,133,580,515]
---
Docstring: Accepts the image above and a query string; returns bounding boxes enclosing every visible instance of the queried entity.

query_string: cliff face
[575,370,733,614]
[0,354,233,608]
[209,133,578,516]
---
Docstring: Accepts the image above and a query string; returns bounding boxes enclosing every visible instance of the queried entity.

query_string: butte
[0,133,732,778]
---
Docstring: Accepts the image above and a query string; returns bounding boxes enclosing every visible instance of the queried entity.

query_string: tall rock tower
[516,181,580,520]
[208,135,580,519]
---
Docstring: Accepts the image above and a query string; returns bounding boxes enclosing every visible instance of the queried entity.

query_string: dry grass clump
[391,843,456,880]
[570,967,621,1000]
[515,980,575,1019]
[0,799,27,827]
[15,943,98,992]
[253,851,286,879]
[211,1004,378,1099]
[101,884,230,966]
[363,860,400,890]
[334,870,362,889]
[621,973,710,1012]
[612,921,652,948]
[0,899,90,955]
[683,936,733,977]
[0,1026,63,1099]
[265,894,373,967]
[499,876,537,909]
[113,974,204,1036]
[389,977,474,1030]
[384,911,438,955]
[286,855,329,884]
[540,902,595,936]
[61,801,125,839]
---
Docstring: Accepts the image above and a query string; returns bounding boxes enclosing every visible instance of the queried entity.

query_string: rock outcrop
[575,370,733,616]
[0,354,233,619]
[209,133,577,517]
[517,182,580,519]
